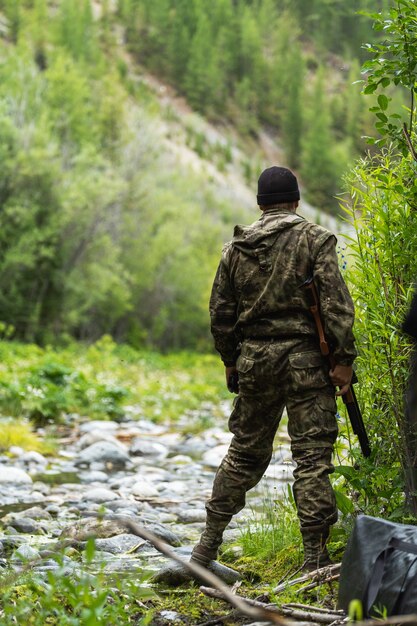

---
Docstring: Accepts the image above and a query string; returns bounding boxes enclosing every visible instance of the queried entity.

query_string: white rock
[130,482,159,498]
[79,420,120,433]
[75,442,130,467]
[8,446,24,457]
[20,451,48,466]
[84,487,120,503]
[0,467,32,484]
[12,544,40,561]
[78,432,127,451]
[202,444,229,468]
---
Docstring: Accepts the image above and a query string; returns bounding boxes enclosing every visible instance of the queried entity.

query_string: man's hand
[329,364,353,396]
[225,366,239,393]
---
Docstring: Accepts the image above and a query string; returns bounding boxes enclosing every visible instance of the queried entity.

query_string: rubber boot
[301,528,332,571]
[191,513,231,566]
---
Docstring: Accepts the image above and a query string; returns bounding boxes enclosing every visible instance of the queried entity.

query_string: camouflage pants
[206,338,338,536]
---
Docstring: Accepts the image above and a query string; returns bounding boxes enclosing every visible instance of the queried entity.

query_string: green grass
[0,337,229,427]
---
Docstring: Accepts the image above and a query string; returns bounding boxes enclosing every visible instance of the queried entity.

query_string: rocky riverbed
[0,402,294,621]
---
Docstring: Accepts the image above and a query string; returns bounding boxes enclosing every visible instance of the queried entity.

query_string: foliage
[0,542,155,625]
[0,338,229,427]
[361,0,417,151]
[0,4,247,351]
[339,148,417,518]
[0,417,46,452]
[327,2,417,519]
[237,488,301,564]
[122,0,391,210]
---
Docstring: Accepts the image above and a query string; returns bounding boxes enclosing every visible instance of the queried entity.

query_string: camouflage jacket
[209,207,356,367]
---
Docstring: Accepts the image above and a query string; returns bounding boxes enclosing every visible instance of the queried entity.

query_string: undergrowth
[0,336,228,428]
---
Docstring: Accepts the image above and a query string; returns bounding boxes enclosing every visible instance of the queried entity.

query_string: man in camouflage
[191,166,356,570]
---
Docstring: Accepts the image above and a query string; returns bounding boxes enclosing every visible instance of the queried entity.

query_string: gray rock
[20,451,48,466]
[79,420,120,434]
[17,506,52,521]
[130,482,159,498]
[176,509,207,523]
[142,522,181,547]
[0,467,32,484]
[78,432,126,451]
[79,470,109,483]
[45,504,61,516]
[92,533,146,554]
[129,439,169,460]
[75,442,131,468]
[11,544,41,561]
[151,559,241,586]
[202,445,229,468]
[104,499,139,513]
[84,487,120,503]
[4,517,41,534]
[8,446,24,457]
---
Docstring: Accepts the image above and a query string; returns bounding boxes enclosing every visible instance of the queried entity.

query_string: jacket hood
[232,212,304,257]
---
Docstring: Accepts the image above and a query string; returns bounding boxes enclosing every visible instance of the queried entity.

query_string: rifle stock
[302,277,371,458]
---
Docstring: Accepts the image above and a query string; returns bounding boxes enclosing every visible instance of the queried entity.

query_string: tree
[282,44,304,168]
[300,68,340,210]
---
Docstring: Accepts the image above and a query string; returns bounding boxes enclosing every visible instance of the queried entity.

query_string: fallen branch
[200,586,346,624]
[273,564,341,594]
[284,603,345,616]
[296,574,340,594]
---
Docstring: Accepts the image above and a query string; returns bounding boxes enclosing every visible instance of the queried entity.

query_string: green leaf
[364,83,378,94]
[334,488,355,515]
[378,94,389,110]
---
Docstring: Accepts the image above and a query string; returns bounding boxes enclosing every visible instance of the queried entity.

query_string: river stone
[4,517,41,534]
[143,522,181,547]
[60,517,133,541]
[75,442,131,468]
[78,432,126,451]
[20,451,48,466]
[84,487,120,503]
[176,509,206,523]
[0,467,32,484]
[130,481,159,498]
[202,445,229,468]
[130,482,159,498]
[129,439,169,460]
[11,544,41,561]
[8,446,24,457]
[19,506,52,521]
[79,420,120,433]
[104,499,139,513]
[158,480,189,496]
[79,470,109,483]
[92,533,146,554]
[151,559,241,586]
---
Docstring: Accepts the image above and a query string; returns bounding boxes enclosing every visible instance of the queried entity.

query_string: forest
[0,0,417,624]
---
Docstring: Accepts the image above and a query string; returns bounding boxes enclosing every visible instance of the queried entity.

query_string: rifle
[303,277,371,458]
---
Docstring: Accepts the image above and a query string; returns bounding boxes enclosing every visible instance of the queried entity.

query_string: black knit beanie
[257,166,300,206]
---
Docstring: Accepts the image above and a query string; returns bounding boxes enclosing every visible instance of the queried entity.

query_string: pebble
[75,442,131,468]
[0,467,32,484]
[0,408,294,585]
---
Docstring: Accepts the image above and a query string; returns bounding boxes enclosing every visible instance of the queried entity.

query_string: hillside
[0,0,382,349]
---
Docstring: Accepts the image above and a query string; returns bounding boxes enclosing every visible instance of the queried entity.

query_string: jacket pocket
[236,355,255,374]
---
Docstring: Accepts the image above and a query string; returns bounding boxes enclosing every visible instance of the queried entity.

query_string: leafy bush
[0,339,228,426]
